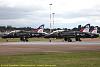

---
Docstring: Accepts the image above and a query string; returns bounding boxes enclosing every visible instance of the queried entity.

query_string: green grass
[0,38,20,42]
[0,51,100,67]
[0,38,63,42]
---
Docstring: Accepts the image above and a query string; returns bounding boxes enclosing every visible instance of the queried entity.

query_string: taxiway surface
[0,41,100,45]
[0,41,100,55]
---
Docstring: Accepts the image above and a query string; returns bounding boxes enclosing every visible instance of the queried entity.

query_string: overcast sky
[0,0,100,28]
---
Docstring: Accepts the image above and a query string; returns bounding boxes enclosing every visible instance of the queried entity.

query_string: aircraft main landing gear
[75,37,81,41]
[64,37,72,42]
[20,36,28,42]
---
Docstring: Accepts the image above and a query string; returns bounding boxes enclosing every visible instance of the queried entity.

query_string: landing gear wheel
[64,37,72,42]
[75,37,81,41]
[68,38,72,42]
[64,37,68,41]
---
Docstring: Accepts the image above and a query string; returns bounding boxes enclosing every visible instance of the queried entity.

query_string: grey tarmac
[0,41,100,55]
[0,41,100,45]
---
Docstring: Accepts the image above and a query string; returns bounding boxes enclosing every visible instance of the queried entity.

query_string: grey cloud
[56,7,100,19]
[0,5,45,19]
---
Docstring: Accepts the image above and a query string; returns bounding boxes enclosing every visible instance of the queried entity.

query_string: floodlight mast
[52,13,55,30]
[49,4,52,33]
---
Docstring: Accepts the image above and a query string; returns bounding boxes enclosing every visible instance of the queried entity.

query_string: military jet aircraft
[2,24,47,41]
[44,24,99,42]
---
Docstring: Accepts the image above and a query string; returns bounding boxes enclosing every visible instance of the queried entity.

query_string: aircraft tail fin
[80,24,90,33]
[37,24,44,33]
[91,26,98,34]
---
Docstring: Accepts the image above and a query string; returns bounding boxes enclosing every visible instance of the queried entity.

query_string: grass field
[0,51,100,67]
[0,38,63,42]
